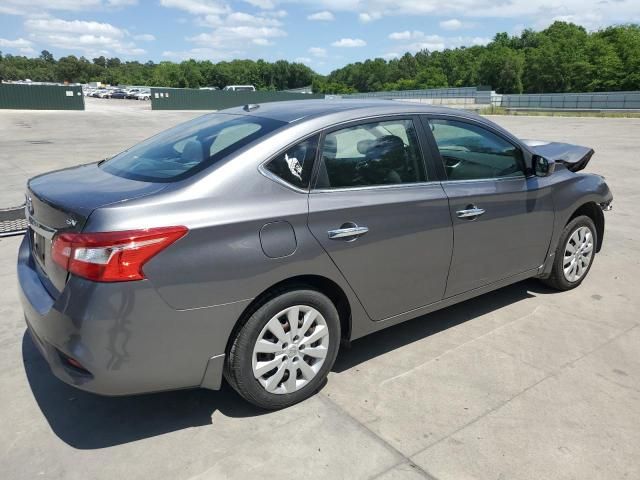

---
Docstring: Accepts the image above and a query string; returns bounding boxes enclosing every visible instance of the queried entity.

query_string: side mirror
[533,155,555,177]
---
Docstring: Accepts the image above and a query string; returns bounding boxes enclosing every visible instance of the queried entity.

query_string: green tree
[415,66,448,89]
[478,46,524,93]
[39,50,54,63]
[56,56,83,83]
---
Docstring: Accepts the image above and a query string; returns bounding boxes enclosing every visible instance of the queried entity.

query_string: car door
[422,116,555,297]
[307,116,453,321]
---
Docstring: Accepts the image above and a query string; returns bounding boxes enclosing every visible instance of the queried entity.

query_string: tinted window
[101,114,285,182]
[429,119,524,181]
[265,135,319,189]
[316,119,426,189]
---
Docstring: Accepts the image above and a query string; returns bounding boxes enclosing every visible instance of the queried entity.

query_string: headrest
[181,140,204,164]
[357,139,374,155]
[323,134,337,158]
[366,135,404,160]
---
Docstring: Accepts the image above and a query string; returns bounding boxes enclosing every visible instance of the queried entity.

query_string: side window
[316,119,426,189]
[265,135,318,189]
[429,119,524,181]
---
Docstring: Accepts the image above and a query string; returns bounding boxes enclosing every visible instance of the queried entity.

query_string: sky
[0,0,639,74]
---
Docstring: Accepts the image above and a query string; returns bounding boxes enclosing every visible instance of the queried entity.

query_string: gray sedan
[18,100,612,409]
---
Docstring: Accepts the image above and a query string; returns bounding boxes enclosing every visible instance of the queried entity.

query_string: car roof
[221,99,485,124]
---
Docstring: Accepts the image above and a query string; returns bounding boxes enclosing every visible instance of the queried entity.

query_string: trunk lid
[522,140,594,172]
[26,163,166,298]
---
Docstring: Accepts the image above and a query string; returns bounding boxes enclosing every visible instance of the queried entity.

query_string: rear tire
[225,288,340,410]
[541,215,597,291]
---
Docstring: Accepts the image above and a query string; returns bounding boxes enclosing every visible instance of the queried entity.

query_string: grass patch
[478,105,640,118]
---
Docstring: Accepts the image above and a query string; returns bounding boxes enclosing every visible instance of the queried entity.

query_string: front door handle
[456,206,486,219]
[328,224,369,241]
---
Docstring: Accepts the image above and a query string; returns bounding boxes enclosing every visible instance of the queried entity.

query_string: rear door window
[101,114,285,182]
[315,119,426,189]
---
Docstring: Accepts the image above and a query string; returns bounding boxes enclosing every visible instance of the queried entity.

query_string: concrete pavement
[0,100,638,479]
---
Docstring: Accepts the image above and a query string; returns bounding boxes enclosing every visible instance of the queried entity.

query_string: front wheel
[541,215,597,291]
[225,288,341,410]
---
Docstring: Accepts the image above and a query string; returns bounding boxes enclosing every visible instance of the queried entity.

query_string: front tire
[225,288,340,410]
[541,215,597,291]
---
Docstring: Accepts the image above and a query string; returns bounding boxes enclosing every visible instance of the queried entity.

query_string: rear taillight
[51,226,188,282]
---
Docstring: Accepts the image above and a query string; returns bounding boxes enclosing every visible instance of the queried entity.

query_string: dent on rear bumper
[17,235,247,395]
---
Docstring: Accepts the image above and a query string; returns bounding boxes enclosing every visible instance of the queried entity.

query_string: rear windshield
[101,113,286,182]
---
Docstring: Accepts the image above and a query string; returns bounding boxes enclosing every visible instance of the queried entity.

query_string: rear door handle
[456,206,486,219]
[328,224,369,241]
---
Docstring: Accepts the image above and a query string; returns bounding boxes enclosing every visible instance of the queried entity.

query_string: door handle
[456,206,486,219]
[328,224,369,241]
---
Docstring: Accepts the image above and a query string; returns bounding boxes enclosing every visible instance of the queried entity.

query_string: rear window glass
[101,114,285,182]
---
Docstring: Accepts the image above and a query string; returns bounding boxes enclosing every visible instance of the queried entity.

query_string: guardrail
[339,86,480,100]
[335,87,640,111]
[493,91,640,110]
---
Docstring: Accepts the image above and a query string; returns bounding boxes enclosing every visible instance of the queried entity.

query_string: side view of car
[223,84,256,92]
[18,100,612,409]
[134,89,151,100]
[109,90,128,99]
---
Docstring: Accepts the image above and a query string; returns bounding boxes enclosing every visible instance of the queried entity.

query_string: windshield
[101,113,286,182]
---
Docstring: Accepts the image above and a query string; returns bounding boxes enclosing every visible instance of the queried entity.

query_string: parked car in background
[109,90,127,99]
[134,89,151,100]
[200,86,219,91]
[125,88,141,99]
[223,85,256,92]
[18,100,612,410]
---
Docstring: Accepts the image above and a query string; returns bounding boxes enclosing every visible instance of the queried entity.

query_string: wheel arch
[567,201,604,252]
[224,274,352,356]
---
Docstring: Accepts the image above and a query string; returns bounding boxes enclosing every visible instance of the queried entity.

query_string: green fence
[150,88,324,110]
[0,84,84,110]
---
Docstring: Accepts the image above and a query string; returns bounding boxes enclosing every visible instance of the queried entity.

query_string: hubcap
[252,305,329,395]
[563,226,594,282]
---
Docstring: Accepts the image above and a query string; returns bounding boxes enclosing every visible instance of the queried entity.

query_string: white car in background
[223,85,256,92]
[134,90,151,100]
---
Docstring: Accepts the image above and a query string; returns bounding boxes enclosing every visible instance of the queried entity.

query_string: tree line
[316,22,640,94]
[0,52,316,91]
[1,22,639,94]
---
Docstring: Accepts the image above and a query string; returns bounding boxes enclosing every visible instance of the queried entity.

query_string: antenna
[243,104,260,112]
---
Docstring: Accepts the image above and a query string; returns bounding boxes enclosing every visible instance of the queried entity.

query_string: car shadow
[333,279,553,372]
[22,333,265,450]
[23,278,556,450]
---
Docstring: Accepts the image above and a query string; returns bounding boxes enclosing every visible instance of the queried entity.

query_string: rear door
[307,116,453,321]
[422,116,555,297]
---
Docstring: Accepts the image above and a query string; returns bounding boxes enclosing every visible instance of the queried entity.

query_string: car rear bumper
[17,234,249,396]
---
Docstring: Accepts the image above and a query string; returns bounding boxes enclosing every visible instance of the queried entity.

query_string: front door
[307,117,453,321]
[424,117,555,297]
